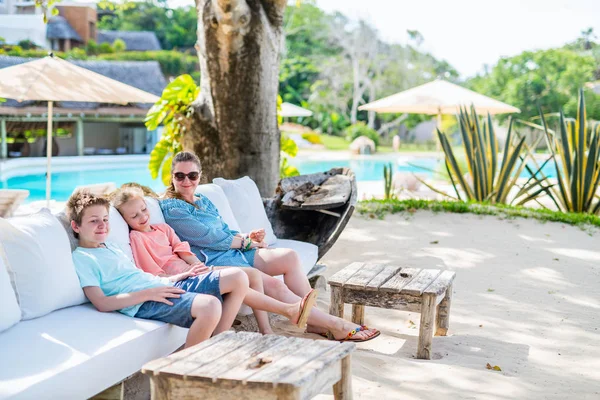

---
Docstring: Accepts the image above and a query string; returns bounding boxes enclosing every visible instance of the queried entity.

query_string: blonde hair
[66,189,110,238]
[164,151,202,208]
[111,186,145,212]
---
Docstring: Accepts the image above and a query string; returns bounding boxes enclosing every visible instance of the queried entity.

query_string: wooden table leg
[435,283,453,336]
[351,304,364,326]
[333,355,353,400]
[417,293,436,360]
[328,285,344,340]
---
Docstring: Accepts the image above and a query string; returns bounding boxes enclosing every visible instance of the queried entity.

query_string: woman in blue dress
[160,151,379,342]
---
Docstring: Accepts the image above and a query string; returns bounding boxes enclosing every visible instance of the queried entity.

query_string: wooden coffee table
[328,262,456,359]
[142,331,356,399]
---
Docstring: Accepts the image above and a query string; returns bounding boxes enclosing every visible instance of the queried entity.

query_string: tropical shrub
[301,132,322,144]
[427,107,534,204]
[112,38,127,52]
[345,122,379,147]
[145,74,198,185]
[534,89,600,213]
[278,96,300,178]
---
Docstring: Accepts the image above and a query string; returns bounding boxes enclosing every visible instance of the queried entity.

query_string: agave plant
[424,106,532,204]
[383,162,394,200]
[535,89,600,213]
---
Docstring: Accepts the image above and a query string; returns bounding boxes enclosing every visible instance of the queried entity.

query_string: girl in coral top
[112,186,317,334]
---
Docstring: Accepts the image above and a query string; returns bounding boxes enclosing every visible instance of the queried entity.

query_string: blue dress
[160,196,256,267]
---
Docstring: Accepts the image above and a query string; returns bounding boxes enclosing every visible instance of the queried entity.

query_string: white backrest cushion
[195,184,241,232]
[0,209,86,320]
[213,177,276,245]
[145,197,166,225]
[106,206,135,262]
[0,243,21,332]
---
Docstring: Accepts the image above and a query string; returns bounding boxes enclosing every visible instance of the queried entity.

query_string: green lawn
[318,135,437,153]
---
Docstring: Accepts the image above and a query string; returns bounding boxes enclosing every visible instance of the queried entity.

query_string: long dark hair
[164,151,202,207]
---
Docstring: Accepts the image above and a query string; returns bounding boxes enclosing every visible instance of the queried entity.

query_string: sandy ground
[271,211,600,400]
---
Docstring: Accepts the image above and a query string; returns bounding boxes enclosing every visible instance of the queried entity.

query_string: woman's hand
[142,286,186,305]
[250,240,268,249]
[249,229,266,243]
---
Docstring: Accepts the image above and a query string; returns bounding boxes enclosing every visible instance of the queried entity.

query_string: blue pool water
[1,156,557,202]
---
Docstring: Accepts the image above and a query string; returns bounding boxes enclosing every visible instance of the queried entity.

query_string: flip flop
[338,325,381,343]
[295,289,318,329]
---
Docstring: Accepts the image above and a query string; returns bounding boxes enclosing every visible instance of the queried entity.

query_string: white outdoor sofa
[0,172,356,400]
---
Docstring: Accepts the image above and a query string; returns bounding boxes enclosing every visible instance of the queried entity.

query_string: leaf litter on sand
[486,363,502,371]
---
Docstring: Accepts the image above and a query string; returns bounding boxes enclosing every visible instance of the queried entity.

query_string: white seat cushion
[0,244,20,333]
[145,197,166,225]
[106,205,135,262]
[0,304,186,400]
[196,184,241,232]
[270,239,319,276]
[213,177,277,244]
[0,210,87,320]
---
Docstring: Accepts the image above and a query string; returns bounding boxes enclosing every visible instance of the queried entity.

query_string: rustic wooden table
[142,331,356,400]
[328,262,456,359]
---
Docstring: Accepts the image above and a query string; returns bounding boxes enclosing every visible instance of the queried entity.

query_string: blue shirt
[72,242,171,317]
[160,196,256,267]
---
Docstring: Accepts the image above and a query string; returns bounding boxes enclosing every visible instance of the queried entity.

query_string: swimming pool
[0,155,557,202]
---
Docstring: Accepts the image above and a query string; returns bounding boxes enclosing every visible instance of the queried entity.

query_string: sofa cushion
[145,196,166,225]
[0,210,86,320]
[105,205,135,262]
[196,183,241,232]
[270,239,318,276]
[0,304,187,400]
[0,243,20,333]
[213,176,276,244]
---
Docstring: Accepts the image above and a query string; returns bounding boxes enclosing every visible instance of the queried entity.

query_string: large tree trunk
[185,0,286,195]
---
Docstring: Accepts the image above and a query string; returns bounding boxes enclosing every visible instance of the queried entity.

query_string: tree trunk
[185,0,286,195]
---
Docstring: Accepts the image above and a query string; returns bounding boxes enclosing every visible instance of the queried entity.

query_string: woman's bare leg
[260,274,377,340]
[253,248,312,297]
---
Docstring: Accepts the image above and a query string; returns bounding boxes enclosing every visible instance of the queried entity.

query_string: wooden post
[149,377,171,400]
[435,283,453,336]
[333,355,353,400]
[328,286,345,340]
[417,293,436,360]
[0,118,6,159]
[351,304,364,326]
[76,118,84,156]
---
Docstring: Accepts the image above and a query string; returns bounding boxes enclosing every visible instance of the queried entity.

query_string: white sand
[273,212,600,399]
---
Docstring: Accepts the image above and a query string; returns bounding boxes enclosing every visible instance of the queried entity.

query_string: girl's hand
[249,229,266,243]
[189,263,209,275]
[143,286,185,305]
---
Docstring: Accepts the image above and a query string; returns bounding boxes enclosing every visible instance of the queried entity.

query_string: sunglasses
[173,171,201,182]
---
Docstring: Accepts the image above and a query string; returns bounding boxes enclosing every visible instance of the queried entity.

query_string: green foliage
[345,122,379,147]
[301,132,322,144]
[278,95,300,178]
[534,90,600,214]
[357,198,600,229]
[469,48,598,121]
[432,107,530,205]
[97,0,197,51]
[145,74,199,185]
[17,40,37,50]
[319,134,349,150]
[65,47,87,60]
[112,38,127,52]
[97,51,198,78]
[383,163,394,200]
[86,39,99,56]
[98,42,115,54]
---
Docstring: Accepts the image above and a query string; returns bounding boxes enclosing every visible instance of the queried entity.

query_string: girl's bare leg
[214,269,249,334]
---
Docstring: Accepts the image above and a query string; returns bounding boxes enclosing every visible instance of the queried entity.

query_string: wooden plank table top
[142,331,356,400]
